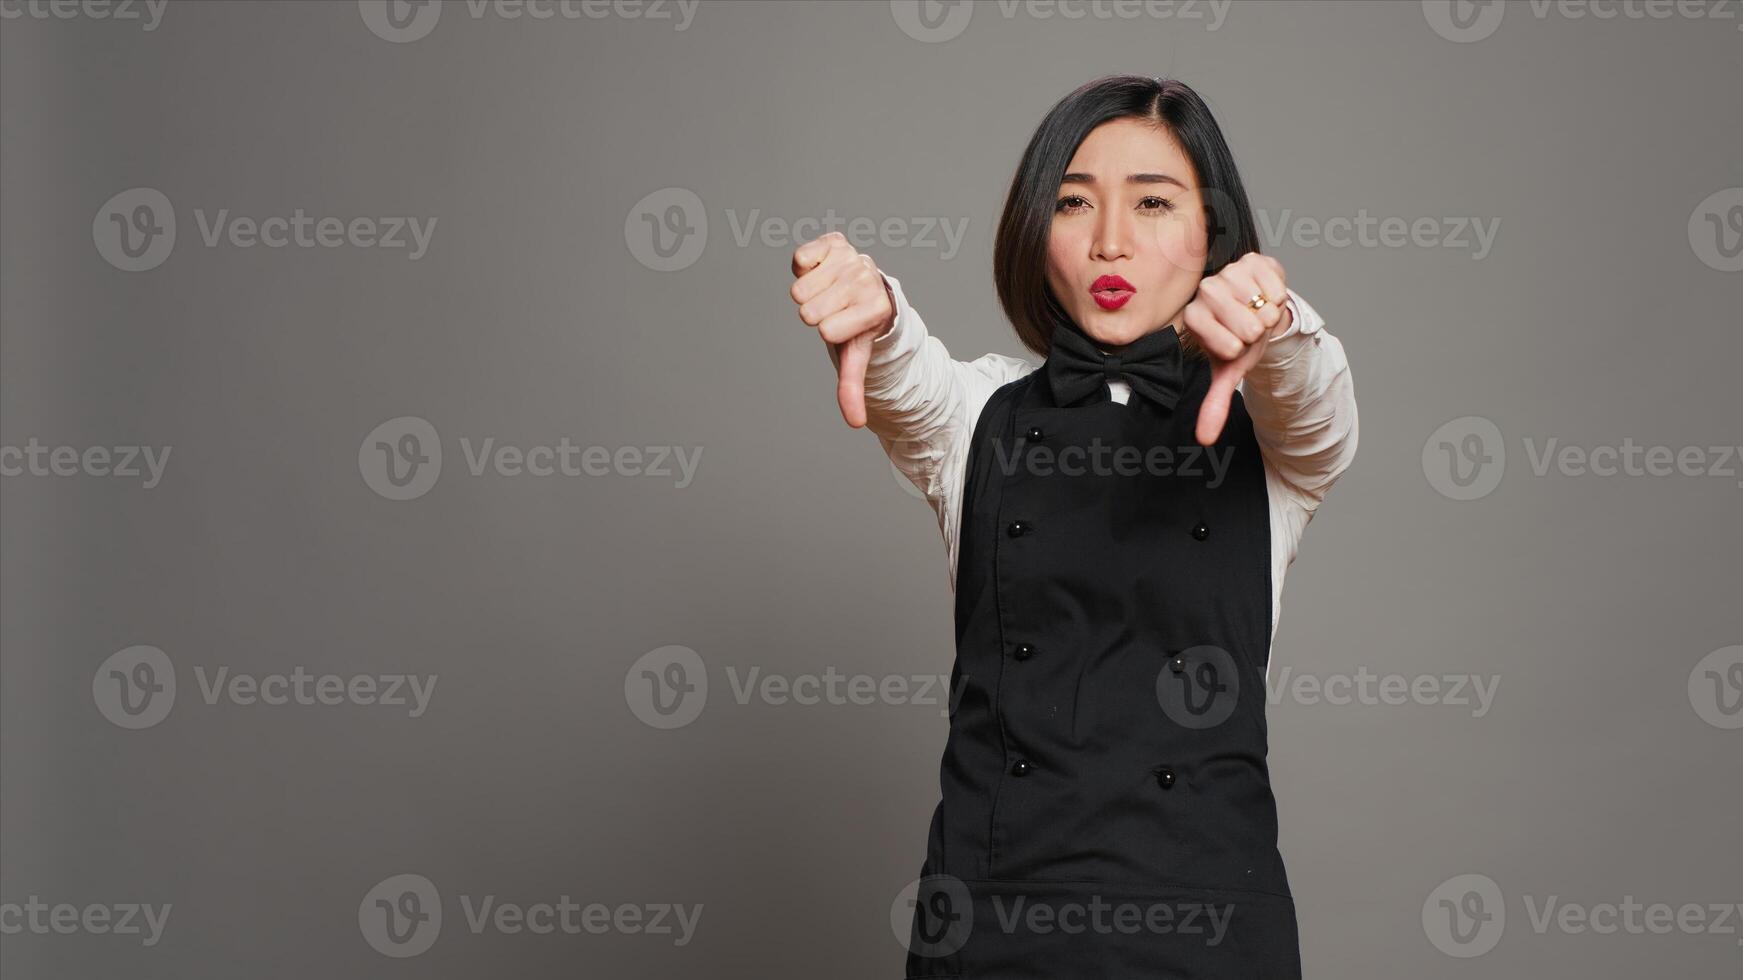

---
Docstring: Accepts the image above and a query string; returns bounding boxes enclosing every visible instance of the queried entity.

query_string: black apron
[902,348,1301,979]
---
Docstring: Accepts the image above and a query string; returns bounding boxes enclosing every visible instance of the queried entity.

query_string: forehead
[1064,118,1194,187]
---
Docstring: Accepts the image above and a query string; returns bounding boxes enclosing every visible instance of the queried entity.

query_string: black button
[1007,520,1032,538]
[1025,425,1044,441]
[1011,760,1032,777]
[1154,766,1176,789]
[1169,656,1185,674]
[1191,522,1209,541]
[1014,643,1036,661]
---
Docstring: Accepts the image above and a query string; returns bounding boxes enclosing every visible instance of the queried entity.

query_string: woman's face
[1044,117,1208,348]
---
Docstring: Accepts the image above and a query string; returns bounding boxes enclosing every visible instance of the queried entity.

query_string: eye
[1055,195,1091,213]
[1139,196,1177,213]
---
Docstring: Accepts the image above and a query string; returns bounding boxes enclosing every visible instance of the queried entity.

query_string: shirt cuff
[873,272,903,345]
[1267,287,1322,344]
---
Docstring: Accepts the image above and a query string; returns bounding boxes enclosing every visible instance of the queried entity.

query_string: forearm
[1242,289,1359,510]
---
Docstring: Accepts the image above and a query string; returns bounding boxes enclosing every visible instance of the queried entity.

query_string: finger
[1181,300,1245,361]
[804,258,888,331]
[1197,274,1270,345]
[817,298,887,345]
[1247,260,1289,338]
[795,273,859,329]
[835,331,872,429]
[790,231,847,278]
[790,241,851,306]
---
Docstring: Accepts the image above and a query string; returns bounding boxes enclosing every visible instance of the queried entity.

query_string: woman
[789,75,1357,978]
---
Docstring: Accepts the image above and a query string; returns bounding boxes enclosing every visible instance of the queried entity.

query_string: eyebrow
[1060,172,1186,189]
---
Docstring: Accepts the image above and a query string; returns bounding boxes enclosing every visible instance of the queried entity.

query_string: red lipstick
[1090,274,1135,311]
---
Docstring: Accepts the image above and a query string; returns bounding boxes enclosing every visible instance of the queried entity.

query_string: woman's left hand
[1179,253,1293,446]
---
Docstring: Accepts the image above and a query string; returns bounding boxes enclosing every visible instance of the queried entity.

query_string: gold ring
[1246,292,1269,311]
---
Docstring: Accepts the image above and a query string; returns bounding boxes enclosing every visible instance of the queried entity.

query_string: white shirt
[847,272,1360,674]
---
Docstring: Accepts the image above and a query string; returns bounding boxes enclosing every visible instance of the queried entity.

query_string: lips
[1090,274,1135,311]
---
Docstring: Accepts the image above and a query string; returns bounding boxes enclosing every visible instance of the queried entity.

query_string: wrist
[874,274,899,342]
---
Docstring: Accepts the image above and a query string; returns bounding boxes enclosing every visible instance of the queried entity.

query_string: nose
[1091,206,1133,263]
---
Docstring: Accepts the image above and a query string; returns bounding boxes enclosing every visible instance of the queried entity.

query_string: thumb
[1196,363,1239,447]
[1196,338,1267,446]
[835,331,873,429]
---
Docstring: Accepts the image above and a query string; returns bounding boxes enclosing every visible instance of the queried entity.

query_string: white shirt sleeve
[1240,288,1360,651]
[825,272,1036,584]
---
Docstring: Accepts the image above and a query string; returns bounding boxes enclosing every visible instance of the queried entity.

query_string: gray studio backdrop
[2,1,1739,977]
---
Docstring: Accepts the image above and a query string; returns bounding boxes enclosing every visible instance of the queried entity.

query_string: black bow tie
[1045,320,1185,410]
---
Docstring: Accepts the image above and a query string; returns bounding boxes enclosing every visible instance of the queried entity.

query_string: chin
[1077,309,1159,348]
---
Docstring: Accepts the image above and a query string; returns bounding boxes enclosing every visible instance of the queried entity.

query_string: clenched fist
[1179,253,1294,446]
[789,232,896,428]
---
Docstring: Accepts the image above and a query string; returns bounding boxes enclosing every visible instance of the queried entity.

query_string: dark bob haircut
[993,75,1263,359]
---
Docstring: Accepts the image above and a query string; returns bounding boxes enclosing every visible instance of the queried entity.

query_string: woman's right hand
[789,232,896,429]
